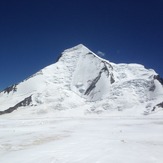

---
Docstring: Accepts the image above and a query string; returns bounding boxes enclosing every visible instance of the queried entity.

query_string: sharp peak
[58,44,109,64]
[71,43,88,48]
[63,44,90,52]
[63,44,102,58]
[73,43,87,48]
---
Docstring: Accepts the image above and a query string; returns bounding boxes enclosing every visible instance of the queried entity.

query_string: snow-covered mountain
[0,44,163,116]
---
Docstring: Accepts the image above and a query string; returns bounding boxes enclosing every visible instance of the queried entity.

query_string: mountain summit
[0,44,163,116]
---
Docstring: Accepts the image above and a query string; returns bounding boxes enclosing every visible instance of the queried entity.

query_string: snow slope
[0,44,163,116]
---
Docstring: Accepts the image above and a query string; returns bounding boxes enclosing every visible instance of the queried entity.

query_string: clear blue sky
[0,0,163,91]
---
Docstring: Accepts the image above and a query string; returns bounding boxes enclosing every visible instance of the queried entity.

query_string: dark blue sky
[0,0,163,90]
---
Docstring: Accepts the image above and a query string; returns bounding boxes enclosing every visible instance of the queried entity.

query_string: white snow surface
[0,114,163,163]
[0,44,163,162]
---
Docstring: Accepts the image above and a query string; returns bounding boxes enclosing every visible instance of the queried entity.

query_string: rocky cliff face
[0,44,163,115]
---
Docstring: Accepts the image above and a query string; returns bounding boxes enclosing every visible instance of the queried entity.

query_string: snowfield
[0,113,163,163]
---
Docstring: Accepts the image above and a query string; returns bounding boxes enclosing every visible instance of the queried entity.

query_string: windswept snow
[0,115,163,163]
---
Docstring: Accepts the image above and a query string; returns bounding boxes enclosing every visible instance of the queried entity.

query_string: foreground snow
[0,113,163,163]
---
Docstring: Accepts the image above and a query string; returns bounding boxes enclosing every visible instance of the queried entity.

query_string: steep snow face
[58,44,114,101]
[0,44,163,115]
[71,53,114,101]
[43,44,114,102]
